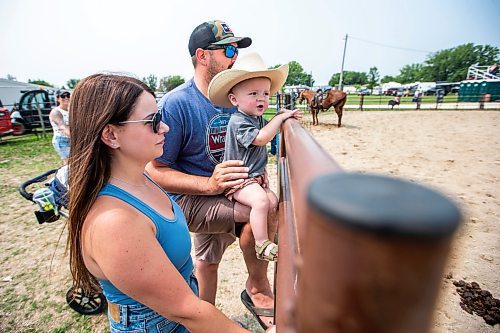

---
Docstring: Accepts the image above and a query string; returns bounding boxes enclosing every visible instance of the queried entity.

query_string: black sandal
[241,290,274,330]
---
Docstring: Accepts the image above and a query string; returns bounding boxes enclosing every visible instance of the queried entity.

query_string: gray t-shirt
[224,111,268,178]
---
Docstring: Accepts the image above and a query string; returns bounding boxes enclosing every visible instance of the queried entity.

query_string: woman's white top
[50,107,69,137]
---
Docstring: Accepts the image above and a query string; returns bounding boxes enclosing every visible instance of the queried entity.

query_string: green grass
[0,133,265,333]
[0,133,97,333]
[269,92,462,107]
[344,94,460,105]
[0,134,61,198]
[0,134,60,170]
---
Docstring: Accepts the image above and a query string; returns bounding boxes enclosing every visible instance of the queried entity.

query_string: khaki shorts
[176,194,238,264]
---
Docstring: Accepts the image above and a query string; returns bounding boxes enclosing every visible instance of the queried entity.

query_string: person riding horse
[297,89,346,126]
[313,89,323,109]
[314,88,332,110]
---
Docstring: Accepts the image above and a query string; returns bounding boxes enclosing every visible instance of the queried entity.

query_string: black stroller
[19,167,107,315]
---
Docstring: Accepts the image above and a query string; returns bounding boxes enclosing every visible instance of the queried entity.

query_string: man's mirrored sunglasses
[118,110,162,133]
[205,44,238,58]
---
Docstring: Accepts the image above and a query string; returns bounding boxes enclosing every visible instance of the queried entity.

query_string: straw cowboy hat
[208,52,289,108]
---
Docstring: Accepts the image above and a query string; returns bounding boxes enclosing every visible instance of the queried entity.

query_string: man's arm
[146,159,249,195]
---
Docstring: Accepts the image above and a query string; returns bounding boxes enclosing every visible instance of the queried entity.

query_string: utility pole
[339,34,348,91]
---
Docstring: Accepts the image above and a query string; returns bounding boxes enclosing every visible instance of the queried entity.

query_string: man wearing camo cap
[147,20,275,329]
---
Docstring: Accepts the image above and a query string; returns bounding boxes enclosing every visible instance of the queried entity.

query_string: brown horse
[321,89,347,127]
[298,90,322,125]
[298,89,346,126]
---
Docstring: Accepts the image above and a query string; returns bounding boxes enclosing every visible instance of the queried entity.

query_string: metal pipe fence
[272,93,500,112]
[343,93,500,111]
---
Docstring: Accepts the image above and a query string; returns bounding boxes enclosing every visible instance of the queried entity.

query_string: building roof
[0,78,37,88]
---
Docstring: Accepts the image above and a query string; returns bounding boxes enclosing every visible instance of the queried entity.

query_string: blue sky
[1,0,499,87]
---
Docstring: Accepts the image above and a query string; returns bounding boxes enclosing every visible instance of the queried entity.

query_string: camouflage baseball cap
[188,20,252,56]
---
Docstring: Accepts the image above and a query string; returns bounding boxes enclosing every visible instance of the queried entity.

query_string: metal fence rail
[274,119,462,332]
[273,93,500,112]
[349,93,500,111]
[275,119,342,332]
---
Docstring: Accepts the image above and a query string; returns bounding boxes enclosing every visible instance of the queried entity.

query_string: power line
[349,35,431,54]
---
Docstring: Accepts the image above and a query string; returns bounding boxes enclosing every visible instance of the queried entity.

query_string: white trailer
[415,82,436,94]
[0,79,54,110]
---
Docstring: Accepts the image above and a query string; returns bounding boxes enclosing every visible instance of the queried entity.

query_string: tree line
[4,43,498,92]
[326,43,499,88]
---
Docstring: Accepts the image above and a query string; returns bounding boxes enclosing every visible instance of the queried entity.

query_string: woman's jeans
[108,273,198,333]
[52,135,70,160]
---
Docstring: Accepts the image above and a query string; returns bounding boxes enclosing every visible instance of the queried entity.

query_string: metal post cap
[307,173,462,238]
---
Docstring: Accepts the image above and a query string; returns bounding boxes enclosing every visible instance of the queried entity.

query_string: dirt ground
[219,110,500,332]
[1,110,499,332]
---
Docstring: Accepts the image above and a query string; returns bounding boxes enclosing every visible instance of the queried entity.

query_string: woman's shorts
[52,135,70,160]
[107,273,198,333]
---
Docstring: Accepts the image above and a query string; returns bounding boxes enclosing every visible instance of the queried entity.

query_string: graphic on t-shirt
[206,113,231,165]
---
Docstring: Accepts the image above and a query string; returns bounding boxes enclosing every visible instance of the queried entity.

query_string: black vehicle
[10,90,55,135]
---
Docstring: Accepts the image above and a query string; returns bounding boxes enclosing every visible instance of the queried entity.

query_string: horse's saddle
[313,91,327,108]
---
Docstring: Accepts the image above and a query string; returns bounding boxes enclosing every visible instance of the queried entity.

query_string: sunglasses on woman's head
[205,44,238,58]
[118,110,162,133]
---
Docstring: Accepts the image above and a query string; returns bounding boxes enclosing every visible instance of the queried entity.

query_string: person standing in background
[49,91,71,164]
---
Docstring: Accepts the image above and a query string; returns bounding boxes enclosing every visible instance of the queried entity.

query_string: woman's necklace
[110,175,148,187]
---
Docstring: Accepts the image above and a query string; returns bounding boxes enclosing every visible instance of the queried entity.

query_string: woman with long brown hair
[67,73,268,332]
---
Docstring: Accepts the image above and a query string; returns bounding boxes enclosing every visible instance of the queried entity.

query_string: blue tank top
[96,177,194,305]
